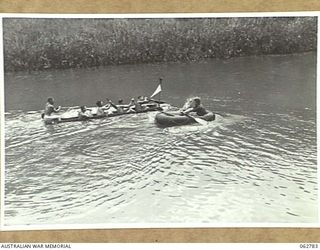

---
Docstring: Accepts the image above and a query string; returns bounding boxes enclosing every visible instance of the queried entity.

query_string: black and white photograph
[1,14,318,229]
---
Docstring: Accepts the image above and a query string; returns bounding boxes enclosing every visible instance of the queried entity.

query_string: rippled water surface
[4,52,317,226]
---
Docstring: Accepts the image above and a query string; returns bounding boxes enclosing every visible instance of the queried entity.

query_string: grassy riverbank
[3,17,317,72]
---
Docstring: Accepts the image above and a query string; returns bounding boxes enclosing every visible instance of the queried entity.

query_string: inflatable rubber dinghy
[155,111,215,127]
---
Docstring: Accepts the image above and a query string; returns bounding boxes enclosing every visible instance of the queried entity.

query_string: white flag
[150,84,162,98]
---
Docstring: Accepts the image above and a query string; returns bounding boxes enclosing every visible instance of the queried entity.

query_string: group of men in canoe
[43,95,209,121]
[43,96,161,119]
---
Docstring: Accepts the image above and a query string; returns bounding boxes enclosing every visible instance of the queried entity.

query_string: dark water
[4,52,317,226]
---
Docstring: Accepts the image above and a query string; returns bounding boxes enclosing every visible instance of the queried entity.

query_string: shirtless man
[44,97,61,116]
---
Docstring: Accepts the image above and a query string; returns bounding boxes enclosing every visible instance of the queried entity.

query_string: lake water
[4,52,317,226]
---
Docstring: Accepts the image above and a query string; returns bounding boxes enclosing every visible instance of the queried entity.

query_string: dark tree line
[3,17,317,72]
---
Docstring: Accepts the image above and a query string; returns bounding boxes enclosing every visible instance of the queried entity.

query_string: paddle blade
[183,112,208,125]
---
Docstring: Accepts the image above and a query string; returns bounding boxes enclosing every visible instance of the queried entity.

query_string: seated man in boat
[78,106,93,119]
[95,100,106,116]
[138,96,158,109]
[127,98,137,112]
[44,97,61,116]
[112,99,128,114]
[116,99,125,113]
[128,97,146,112]
[103,99,119,114]
[181,97,208,116]
[137,96,150,104]
[138,96,154,110]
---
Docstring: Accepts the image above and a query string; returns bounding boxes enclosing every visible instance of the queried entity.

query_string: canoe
[43,103,170,125]
[155,111,215,127]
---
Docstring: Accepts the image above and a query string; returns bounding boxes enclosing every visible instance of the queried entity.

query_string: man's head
[47,97,54,104]
[96,101,103,107]
[193,97,201,106]
[80,106,86,112]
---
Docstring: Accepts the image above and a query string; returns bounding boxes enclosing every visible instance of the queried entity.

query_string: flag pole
[159,77,163,104]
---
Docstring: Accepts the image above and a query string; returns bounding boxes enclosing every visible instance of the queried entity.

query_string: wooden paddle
[63,105,79,111]
[161,111,175,116]
[149,99,166,104]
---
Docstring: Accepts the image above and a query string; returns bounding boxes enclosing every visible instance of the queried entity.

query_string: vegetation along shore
[3,17,317,72]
